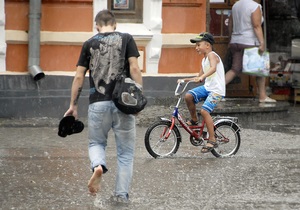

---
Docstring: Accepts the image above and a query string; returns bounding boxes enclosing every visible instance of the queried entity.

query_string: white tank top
[230,0,262,45]
[203,52,226,96]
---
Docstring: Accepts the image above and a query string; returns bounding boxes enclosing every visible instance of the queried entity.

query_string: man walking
[64,9,143,203]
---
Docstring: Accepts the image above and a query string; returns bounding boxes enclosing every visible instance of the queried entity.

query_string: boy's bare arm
[177,67,203,83]
[199,53,219,81]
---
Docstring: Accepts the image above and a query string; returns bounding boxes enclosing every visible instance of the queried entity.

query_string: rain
[1,106,300,209]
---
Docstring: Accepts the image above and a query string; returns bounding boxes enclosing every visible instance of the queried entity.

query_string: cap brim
[190,38,202,43]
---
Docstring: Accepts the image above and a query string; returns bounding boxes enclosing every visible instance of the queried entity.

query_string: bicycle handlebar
[175,80,194,96]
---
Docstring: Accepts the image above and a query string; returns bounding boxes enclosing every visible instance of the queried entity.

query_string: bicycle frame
[163,81,206,141]
[144,81,242,158]
[173,107,204,138]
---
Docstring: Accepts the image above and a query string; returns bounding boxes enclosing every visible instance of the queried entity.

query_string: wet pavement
[1,103,300,210]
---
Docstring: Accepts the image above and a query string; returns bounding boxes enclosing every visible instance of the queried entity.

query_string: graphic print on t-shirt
[89,33,122,95]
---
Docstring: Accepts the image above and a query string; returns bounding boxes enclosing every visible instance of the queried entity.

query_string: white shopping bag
[242,47,270,77]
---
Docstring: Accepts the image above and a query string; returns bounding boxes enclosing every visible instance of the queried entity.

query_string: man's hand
[64,107,78,119]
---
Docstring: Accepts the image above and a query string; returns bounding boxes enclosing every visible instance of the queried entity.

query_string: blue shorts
[187,86,223,113]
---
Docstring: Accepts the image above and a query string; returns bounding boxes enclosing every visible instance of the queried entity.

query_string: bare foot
[88,165,103,195]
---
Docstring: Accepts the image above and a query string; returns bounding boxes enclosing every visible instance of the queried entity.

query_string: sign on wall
[113,0,129,9]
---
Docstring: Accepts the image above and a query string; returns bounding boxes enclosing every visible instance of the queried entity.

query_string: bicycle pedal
[202,131,207,139]
[190,138,204,146]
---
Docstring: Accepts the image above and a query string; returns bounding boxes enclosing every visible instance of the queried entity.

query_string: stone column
[0,0,6,72]
[143,0,162,74]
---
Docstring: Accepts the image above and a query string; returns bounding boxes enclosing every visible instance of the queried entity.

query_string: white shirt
[203,52,226,96]
[230,0,262,45]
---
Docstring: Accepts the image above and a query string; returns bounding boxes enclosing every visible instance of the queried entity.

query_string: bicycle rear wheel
[211,121,241,158]
[144,121,181,158]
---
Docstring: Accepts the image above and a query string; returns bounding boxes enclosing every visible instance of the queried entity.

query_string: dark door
[209,0,256,97]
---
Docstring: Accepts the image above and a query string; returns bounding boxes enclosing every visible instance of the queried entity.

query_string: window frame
[108,0,143,23]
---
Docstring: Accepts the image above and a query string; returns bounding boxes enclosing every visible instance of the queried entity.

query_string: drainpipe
[28,0,45,81]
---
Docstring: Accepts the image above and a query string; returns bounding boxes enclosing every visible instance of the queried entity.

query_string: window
[209,0,236,36]
[108,0,143,23]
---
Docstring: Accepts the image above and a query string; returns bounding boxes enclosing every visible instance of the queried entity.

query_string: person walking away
[64,9,143,203]
[225,0,276,103]
[178,32,226,153]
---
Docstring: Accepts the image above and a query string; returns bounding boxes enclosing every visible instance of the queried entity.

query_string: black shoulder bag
[112,36,147,114]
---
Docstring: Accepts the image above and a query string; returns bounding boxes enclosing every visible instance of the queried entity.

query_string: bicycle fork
[159,117,177,140]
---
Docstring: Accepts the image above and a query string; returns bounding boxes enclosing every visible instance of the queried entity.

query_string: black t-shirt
[77,32,140,104]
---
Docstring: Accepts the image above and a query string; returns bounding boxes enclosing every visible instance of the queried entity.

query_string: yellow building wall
[159,0,206,74]
[5,0,207,74]
[5,0,92,72]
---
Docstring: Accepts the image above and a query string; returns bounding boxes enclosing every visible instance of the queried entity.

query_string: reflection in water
[1,126,300,209]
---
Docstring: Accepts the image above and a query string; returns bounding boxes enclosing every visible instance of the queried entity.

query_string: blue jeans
[88,101,136,200]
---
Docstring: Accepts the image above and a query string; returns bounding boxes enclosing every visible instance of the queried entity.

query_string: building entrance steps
[0,98,293,129]
[212,98,290,123]
[135,98,292,128]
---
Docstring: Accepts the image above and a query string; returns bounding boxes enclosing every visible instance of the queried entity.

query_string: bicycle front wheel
[144,121,181,158]
[211,121,241,158]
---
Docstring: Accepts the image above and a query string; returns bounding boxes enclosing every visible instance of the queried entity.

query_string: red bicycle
[144,81,241,158]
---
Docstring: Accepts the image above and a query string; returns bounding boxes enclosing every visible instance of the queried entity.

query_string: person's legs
[257,76,276,102]
[185,93,198,123]
[225,44,243,84]
[186,86,208,124]
[225,70,237,85]
[87,101,112,195]
[112,105,136,201]
[200,92,223,153]
[88,165,103,195]
[257,76,267,100]
[201,109,215,142]
[226,43,255,85]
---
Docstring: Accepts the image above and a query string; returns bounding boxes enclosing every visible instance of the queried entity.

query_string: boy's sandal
[201,140,218,153]
[186,119,198,126]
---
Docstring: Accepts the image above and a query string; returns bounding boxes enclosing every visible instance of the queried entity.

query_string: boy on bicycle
[178,32,225,153]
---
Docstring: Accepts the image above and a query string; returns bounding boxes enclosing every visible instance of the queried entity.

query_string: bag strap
[118,33,128,77]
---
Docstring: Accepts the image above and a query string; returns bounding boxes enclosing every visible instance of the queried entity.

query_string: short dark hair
[94,10,116,27]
